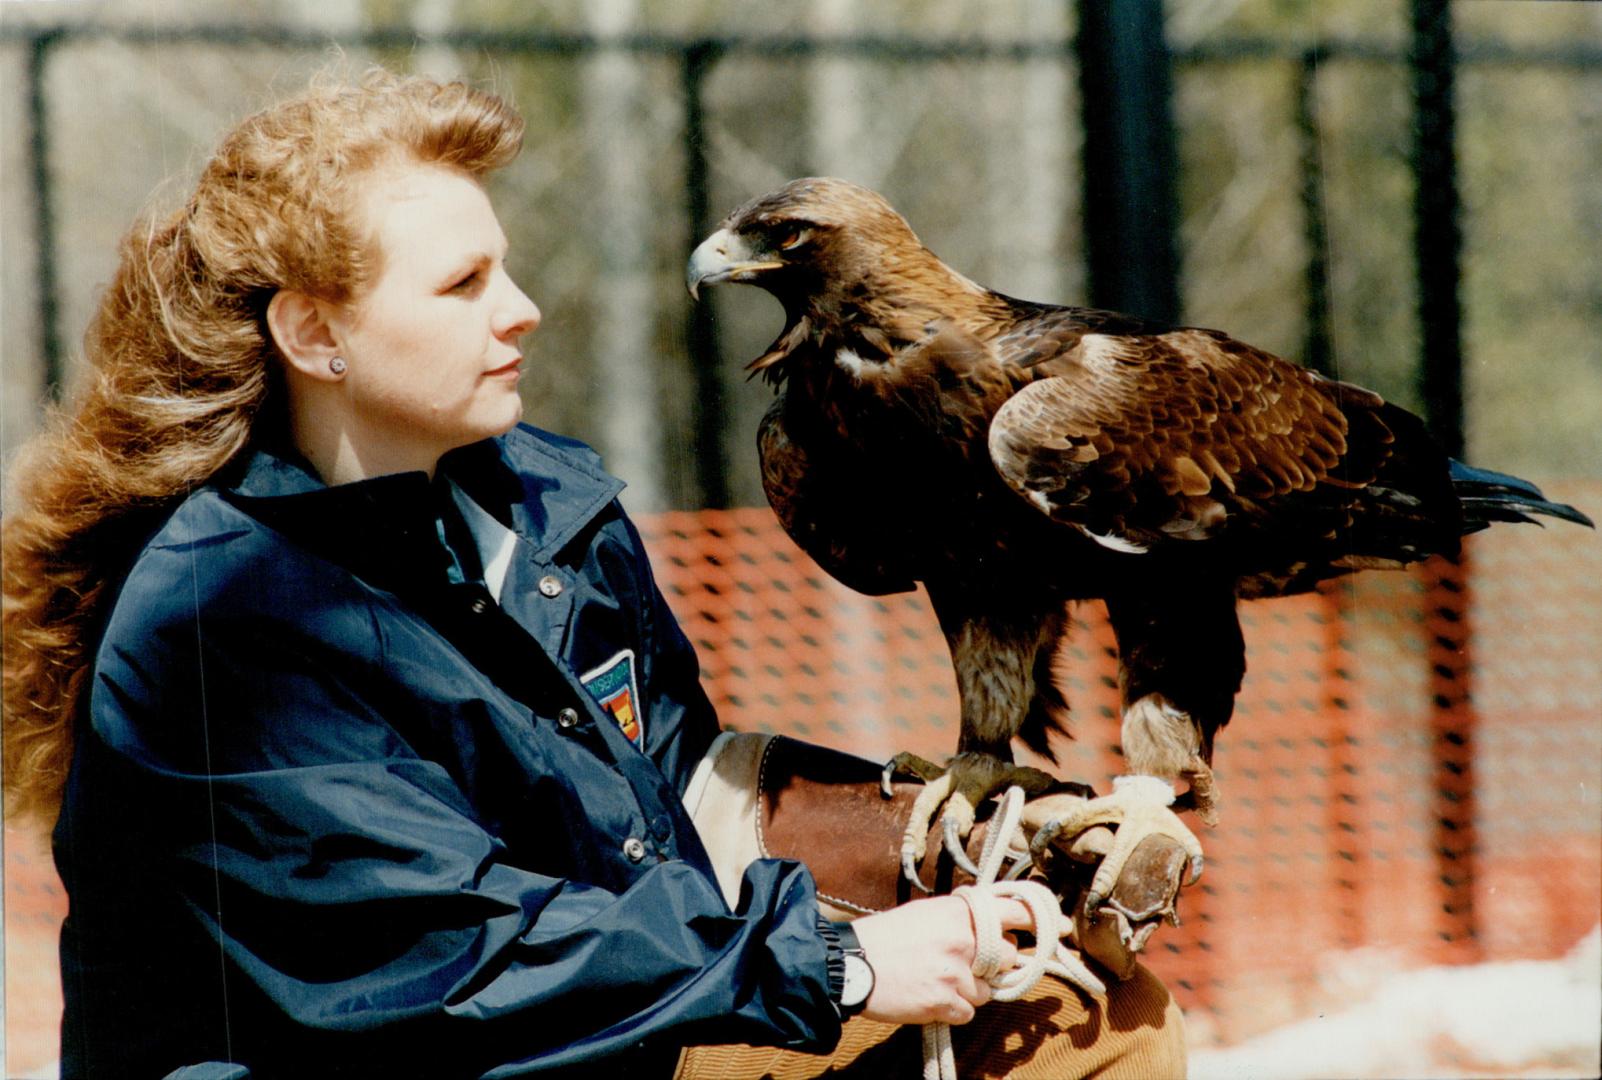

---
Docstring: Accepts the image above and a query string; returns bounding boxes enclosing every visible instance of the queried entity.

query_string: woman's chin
[475,395,525,440]
[493,397,525,435]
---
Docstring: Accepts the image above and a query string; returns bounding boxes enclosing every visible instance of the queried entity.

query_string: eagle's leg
[1057,587,1244,906]
[1174,755,1219,826]
[1122,693,1220,827]
[885,605,1076,885]
[1107,583,1242,808]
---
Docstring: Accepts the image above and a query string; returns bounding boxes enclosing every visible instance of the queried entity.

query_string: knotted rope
[920,786,1106,1080]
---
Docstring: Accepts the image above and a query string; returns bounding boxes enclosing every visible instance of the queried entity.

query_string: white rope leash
[920,786,1106,1080]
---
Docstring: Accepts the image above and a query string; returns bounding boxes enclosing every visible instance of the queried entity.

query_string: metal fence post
[1411,0,1464,457]
[1294,48,1335,377]
[1421,553,1480,960]
[1320,585,1364,950]
[1410,0,1479,963]
[26,30,64,402]
[1076,0,1181,325]
[682,39,729,509]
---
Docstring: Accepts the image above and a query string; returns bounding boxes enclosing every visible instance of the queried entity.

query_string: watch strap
[817,918,872,1019]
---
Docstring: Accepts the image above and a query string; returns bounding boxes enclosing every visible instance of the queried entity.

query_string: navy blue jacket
[55,425,840,1078]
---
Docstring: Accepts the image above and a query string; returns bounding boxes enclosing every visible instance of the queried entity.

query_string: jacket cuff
[815,916,847,1016]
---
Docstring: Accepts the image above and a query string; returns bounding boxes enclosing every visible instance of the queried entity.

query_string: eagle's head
[687,178,986,373]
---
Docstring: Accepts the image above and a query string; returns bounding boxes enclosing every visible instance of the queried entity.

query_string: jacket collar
[220,425,625,589]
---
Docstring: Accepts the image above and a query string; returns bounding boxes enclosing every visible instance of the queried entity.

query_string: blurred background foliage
[2,0,1598,514]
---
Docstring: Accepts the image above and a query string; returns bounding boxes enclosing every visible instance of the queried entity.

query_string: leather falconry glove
[682,733,1201,980]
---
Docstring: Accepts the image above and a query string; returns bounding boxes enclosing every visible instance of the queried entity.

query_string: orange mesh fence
[635,482,1602,1043]
[5,482,1598,1070]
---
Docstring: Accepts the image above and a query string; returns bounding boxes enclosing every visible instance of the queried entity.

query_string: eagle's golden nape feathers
[689,176,1594,895]
[688,176,1003,361]
[720,175,920,238]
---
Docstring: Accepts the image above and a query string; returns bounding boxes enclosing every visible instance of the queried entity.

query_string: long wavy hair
[2,68,524,827]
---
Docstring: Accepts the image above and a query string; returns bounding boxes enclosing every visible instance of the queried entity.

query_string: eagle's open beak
[686,228,783,300]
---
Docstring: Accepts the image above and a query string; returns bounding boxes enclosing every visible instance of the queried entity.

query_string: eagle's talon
[1029,818,1066,860]
[943,815,981,878]
[897,772,954,887]
[935,792,979,876]
[902,848,932,893]
[881,751,949,800]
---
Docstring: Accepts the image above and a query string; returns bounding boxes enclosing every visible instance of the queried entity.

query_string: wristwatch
[819,919,875,1019]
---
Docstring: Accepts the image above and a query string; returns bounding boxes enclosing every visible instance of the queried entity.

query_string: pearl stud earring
[329,356,347,375]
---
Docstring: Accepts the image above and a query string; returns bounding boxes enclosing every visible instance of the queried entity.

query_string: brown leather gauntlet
[758,736,993,912]
[685,733,1192,980]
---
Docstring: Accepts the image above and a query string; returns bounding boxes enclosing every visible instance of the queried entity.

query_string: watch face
[841,953,875,1008]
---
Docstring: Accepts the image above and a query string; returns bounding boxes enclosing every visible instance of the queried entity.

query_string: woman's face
[329,163,540,472]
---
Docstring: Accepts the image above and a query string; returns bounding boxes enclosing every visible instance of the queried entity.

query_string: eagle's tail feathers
[1450,460,1594,531]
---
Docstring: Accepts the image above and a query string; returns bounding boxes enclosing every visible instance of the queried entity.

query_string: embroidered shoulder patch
[581,649,643,745]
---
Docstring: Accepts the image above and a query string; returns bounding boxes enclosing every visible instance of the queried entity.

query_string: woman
[2,70,1182,1078]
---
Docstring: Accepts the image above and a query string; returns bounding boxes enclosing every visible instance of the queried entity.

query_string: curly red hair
[2,68,524,827]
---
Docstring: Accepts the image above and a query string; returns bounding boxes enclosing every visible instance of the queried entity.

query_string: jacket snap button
[623,837,647,863]
[557,707,579,729]
[468,597,489,615]
[538,575,564,598]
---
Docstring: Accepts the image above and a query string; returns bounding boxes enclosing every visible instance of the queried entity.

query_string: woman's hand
[848,894,1033,1026]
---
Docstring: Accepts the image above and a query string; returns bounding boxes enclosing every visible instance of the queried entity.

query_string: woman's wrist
[817,918,875,1019]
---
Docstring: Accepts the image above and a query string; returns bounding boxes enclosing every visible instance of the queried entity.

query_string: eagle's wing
[759,396,917,596]
[988,327,1382,551]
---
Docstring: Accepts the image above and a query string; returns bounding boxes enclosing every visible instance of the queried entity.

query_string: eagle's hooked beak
[686,228,784,300]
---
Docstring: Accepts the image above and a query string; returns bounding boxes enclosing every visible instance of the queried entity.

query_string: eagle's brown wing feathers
[989,327,1383,550]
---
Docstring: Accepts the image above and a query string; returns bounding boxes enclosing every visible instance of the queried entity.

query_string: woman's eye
[448,270,483,293]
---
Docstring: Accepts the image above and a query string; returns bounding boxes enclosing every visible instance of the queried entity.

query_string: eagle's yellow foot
[882,751,1061,889]
[1025,775,1204,914]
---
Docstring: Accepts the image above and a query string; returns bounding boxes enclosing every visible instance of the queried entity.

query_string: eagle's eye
[778,228,810,251]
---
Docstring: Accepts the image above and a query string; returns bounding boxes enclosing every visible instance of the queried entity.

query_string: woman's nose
[498,279,541,339]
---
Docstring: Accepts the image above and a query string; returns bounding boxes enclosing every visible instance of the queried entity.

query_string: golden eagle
[687,177,1591,891]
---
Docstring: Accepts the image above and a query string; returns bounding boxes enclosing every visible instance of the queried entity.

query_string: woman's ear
[267,290,344,382]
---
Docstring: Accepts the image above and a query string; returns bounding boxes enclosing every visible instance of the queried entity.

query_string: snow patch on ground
[18,930,1598,1079]
[1189,926,1602,1079]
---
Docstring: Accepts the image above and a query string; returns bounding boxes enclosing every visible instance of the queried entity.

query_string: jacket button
[538,575,564,598]
[557,707,579,729]
[623,837,647,863]
[468,597,489,615]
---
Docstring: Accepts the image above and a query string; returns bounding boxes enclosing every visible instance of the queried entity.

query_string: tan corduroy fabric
[675,963,1185,1080]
